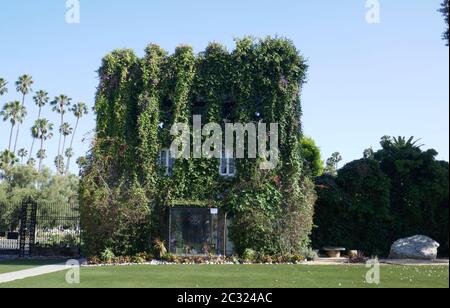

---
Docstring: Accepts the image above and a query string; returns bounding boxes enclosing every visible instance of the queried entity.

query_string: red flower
[316,184,328,190]
[274,176,281,186]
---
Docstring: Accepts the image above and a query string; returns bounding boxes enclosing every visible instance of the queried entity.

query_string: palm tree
[65,148,74,174]
[0,150,18,169]
[29,90,49,161]
[0,101,27,151]
[36,149,47,171]
[18,148,28,164]
[59,122,73,174]
[14,75,34,154]
[51,95,72,158]
[0,78,8,96]
[54,155,65,175]
[66,102,88,173]
[33,119,53,172]
[27,157,36,166]
[392,136,424,150]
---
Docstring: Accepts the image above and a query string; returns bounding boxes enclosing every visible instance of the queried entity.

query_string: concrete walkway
[0,263,67,284]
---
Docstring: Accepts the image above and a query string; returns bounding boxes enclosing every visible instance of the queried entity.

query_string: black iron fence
[0,199,80,257]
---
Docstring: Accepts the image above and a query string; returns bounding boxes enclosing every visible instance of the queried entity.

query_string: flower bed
[86,253,317,266]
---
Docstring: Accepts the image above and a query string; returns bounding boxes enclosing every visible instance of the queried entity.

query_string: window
[220,150,236,177]
[192,100,207,119]
[159,149,175,176]
[169,208,220,255]
[222,100,235,120]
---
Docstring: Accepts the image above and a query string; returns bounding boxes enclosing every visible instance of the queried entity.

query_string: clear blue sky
[0,0,448,174]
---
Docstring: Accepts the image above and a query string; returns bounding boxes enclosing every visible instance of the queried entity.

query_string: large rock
[389,235,440,260]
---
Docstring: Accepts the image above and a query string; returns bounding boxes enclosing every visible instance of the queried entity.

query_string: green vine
[81,37,316,257]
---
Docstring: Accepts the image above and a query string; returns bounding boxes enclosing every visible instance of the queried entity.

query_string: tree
[0,164,79,229]
[440,0,449,45]
[324,152,342,176]
[51,95,72,158]
[312,175,346,252]
[390,136,424,150]
[18,148,28,164]
[0,78,7,96]
[1,101,27,152]
[76,156,89,173]
[54,155,65,175]
[36,149,47,170]
[66,102,88,173]
[29,90,49,162]
[0,150,18,170]
[65,148,74,174]
[33,119,54,172]
[301,136,324,177]
[374,136,449,255]
[336,159,391,255]
[314,136,449,257]
[59,122,73,168]
[363,147,375,159]
[313,158,392,256]
[27,158,36,167]
[14,75,34,154]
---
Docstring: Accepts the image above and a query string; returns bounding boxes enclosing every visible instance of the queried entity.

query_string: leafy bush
[300,248,319,261]
[241,248,257,263]
[289,254,306,263]
[161,253,179,263]
[348,251,369,264]
[313,137,449,257]
[101,248,116,264]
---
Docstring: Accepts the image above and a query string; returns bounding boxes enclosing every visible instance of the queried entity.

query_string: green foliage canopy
[313,136,449,256]
[81,37,316,257]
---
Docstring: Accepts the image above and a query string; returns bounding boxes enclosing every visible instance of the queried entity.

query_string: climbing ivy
[81,37,316,257]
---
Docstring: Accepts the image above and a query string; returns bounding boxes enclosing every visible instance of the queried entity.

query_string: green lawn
[0,259,63,274]
[0,264,448,288]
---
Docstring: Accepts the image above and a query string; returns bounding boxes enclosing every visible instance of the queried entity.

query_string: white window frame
[219,150,236,177]
[160,149,174,176]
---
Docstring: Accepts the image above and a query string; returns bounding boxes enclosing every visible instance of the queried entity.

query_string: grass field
[0,263,448,288]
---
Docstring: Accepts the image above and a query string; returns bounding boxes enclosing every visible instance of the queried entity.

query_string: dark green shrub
[313,137,449,257]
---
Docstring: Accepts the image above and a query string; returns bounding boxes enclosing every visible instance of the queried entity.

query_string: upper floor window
[159,149,175,176]
[220,150,236,177]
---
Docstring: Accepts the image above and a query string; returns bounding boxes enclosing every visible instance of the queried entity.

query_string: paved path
[0,263,67,284]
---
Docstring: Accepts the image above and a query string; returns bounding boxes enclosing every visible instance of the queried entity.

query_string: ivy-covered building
[80,37,316,257]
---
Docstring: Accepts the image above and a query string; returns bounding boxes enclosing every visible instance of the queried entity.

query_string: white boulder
[389,235,440,260]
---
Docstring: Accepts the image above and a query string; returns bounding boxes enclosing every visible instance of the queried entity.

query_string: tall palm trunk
[57,113,63,157]
[62,134,67,161]
[13,94,26,154]
[38,138,44,172]
[66,117,79,174]
[8,123,15,152]
[29,107,42,160]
